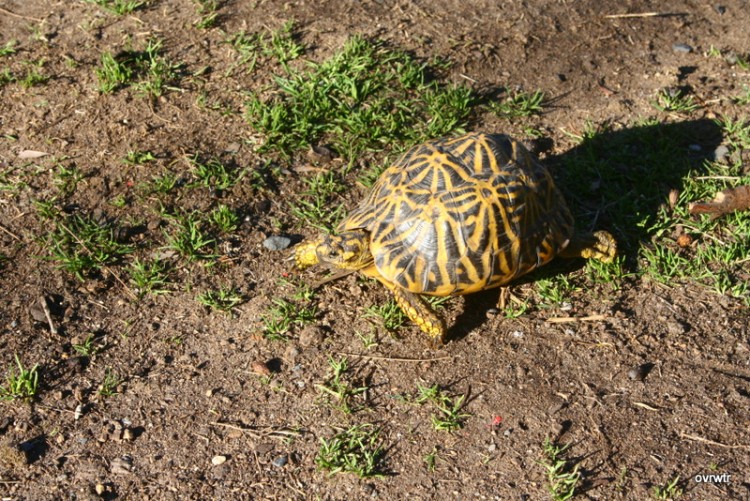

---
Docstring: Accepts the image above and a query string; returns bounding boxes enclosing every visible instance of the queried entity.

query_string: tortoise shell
[338,133,574,296]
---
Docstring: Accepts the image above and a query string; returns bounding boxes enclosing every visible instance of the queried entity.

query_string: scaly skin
[559,230,617,263]
[294,241,321,270]
[391,286,445,347]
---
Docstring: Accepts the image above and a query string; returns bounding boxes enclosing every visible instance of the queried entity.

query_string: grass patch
[98,368,121,398]
[245,35,475,163]
[490,88,545,118]
[188,155,245,191]
[144,170,180,194]
[260,298,318,340]
[226,20,303,73]
[316,424,386,478]
[652,475,683,499]
[123,150,156,165]
[128,257,171,297]
[538,437,581,501]
[40,208,133,281]
[194,0,219,29]
[0,40,16,57]
[0,355,40,402]
[652,88,699,114]
[209,204,239,233]
[19,59,49,88]
[290,171,346,230]
[162,211,217,262]
[196,286,243,313]
[96,39,182,96]
[414,383,471,432]
[72,334,99,357]
[85,0,148,15]
[364,298,408,333]
[316,356,368,414]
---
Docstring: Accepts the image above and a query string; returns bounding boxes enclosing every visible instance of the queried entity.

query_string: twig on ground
[680,432,750,449]
[336,352,453,362]
[546,314,607,323]
[39,296,58,335]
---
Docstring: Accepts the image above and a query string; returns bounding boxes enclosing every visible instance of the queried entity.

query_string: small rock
[74,404,84,420]
[487,443,497,453]
[307,144,334,163]
[262,236,292,251]
[666,321,686,336]
[560,302,573,312]
[676,233,693,248]
[255,442,274,455]
[95,483,106,496]
[251,360,272,376]
[110,455,133,475]
[122,428,135,441]
[284,345,300,363]
[0,441,27,469]
[511,330,524,339]
[298,325,325,347]
[211,455,227,466]
[29,298,48,323]
[672,43,693,53]
[272,455,288,467]
[627,363,654,381]
[713,144,730,163]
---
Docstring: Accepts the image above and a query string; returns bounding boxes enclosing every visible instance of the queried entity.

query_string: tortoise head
[295,229,373,271]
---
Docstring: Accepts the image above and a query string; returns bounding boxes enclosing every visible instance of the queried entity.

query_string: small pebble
[110,455,133,475]
[672,43,693,54]
[284,345,300,363]
[627,363,654,381]
[511,330,524,339]
[272,455,288,467]
[211,455,227,466]
[262,236,292,251]
[95,483,106,496]
[713,144,729,163]
[676,233,693,248]
[298,325,325,347]
[251,360,272,376]
[122,428,135,441]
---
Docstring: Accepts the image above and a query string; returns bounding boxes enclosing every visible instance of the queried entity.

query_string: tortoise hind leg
[559,230,617,263]
[390,287,446,347]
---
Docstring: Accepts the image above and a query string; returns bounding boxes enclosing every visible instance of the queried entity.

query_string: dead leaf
[689,185,750,219]
[17,150,49,159]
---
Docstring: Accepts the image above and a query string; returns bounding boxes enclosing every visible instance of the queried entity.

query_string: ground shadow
[448,118,723,341]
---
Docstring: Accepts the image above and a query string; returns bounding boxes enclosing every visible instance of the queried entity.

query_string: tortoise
[295,132,616,346]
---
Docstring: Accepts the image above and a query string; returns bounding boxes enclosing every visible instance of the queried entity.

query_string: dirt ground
[1,0,749,499]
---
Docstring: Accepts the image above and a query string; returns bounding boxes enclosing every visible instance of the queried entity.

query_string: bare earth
[1,0,749,499]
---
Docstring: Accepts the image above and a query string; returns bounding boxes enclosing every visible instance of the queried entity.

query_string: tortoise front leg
[390,286,446,347]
